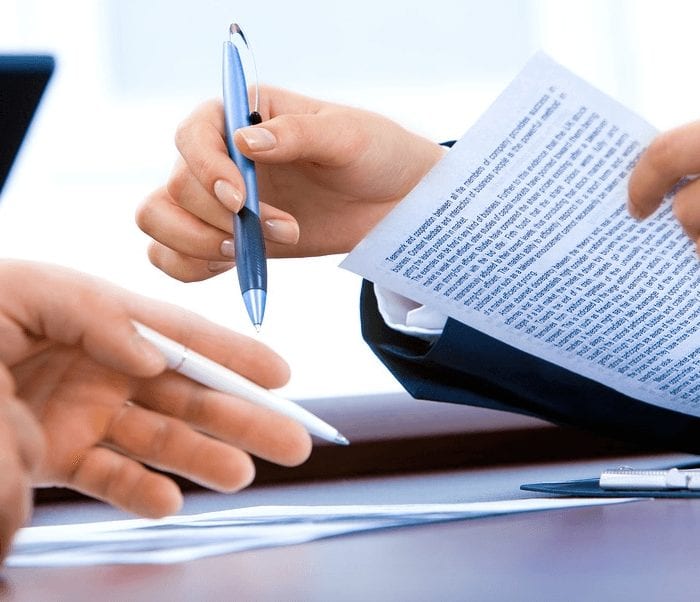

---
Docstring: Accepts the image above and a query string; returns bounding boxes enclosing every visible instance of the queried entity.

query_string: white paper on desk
[342,53,700,415]
[7,498,632,567]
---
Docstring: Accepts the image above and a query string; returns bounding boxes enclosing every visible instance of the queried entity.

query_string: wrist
[388,134,448,208]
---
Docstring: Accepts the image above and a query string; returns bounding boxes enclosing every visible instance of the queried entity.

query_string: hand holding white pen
[133,322,349,445]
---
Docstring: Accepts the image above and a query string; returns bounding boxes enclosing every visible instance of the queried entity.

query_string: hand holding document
[343,53,699,415]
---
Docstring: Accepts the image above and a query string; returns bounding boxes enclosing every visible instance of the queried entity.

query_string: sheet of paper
[7,498,632,567]
[342,53,700,415]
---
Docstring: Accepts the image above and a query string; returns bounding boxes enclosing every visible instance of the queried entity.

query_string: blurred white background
[0,0,698,400]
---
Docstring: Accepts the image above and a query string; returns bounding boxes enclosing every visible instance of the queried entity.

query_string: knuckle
[147,244,203,283]
[173,115,195,154]
[146,241,164,267]
[324,109,371,166]
[165,159,189,202]
[277,114,305,146]
[176,262,215,283]
[174,117,220,190]
[182,386,208,425]
[170,269,200,283]
[340,111,370,150]
[175,125,207,168]
[199,98,222,115]
[230,402,258,442]
[70,449,115,499]
[145,419,172,462]
[141,416,180,465]
[134,193,159,233]
[190,153,217,189]
[147,244,186,281]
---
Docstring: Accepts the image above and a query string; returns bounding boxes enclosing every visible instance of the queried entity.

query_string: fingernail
[134,336,166,371]
[627,200,643,221]
[264,219,299,244]
[208,260,235,273]
[214,180,243,211]
[238,127,277,151]
[220,238,235,258]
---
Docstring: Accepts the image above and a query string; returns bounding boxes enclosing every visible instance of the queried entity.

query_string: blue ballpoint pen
[223,24,267,330]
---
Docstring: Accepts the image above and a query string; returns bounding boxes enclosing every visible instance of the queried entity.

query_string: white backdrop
[0,0,698,399]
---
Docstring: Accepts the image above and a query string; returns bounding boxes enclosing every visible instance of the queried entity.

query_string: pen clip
[229,23,261,124]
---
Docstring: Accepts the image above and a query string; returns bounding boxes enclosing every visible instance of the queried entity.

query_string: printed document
[8,498,631,567]
[342,53,699,415]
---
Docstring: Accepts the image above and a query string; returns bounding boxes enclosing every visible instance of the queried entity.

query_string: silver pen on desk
[600,467,700,490]
[223,23,267,330]
[134,322,350,445]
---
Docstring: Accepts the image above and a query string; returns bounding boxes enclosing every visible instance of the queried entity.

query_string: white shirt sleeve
[373,284,447,341]
[371,144,453,341]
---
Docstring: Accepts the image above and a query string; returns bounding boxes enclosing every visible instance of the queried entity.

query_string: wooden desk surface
[2,452,697,601]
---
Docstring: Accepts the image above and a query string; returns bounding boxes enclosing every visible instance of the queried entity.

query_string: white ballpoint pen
[133,322,349,446]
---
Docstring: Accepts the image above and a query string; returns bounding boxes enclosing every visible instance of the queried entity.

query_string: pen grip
[234,207,267,292]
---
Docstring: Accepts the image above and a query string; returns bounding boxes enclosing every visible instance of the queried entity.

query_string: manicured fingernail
[220,238,235,258]
[264,219,299,244]
[208,260,235,273]
[238,127,277,151]
[214,180,243,211]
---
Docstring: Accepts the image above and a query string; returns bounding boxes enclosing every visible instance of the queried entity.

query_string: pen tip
[243,289,266,333]
[334,433,350,446]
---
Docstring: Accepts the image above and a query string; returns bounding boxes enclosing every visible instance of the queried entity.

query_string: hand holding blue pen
[223,24,267,330]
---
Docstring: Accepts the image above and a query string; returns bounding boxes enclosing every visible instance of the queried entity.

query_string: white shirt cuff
[373,284,447,341]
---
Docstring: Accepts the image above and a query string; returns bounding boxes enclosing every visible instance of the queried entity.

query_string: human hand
[137,86,445,281]
[0,260,311,518]
[0,364,45,562]
[628,121,700,253]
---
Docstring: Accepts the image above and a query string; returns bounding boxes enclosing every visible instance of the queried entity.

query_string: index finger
[257,85,325,120]
[628,121,700,219]
[124,295,291,390]
[174,99,245,213]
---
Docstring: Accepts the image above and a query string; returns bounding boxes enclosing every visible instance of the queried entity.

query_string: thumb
[234,110,367,167]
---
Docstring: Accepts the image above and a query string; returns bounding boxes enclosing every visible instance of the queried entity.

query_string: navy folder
[0,54,54,195]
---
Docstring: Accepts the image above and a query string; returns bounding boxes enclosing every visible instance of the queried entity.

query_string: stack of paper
[7,498,632,567]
